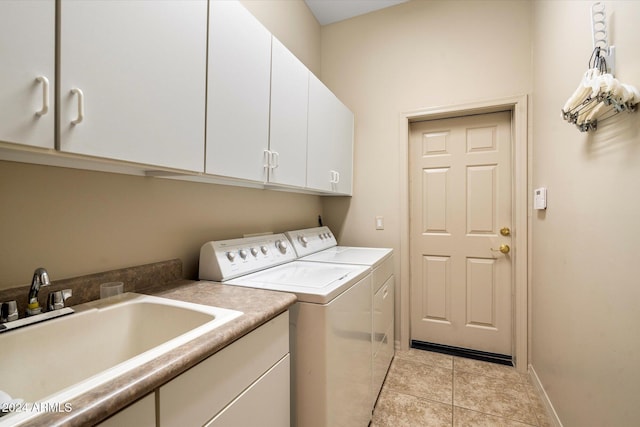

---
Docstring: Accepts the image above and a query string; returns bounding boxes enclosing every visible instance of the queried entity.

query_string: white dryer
[285,226,395,409]
[199,233,373,427]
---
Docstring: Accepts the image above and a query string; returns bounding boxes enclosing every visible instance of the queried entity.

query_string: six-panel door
[409,111,513,355]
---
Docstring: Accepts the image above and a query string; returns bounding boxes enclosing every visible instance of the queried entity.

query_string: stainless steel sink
[0,293,242,426]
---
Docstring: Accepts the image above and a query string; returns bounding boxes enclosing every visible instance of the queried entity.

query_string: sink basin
[0,293,242,426]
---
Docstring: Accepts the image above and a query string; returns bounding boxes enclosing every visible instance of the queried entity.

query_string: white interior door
[409,111,513,355]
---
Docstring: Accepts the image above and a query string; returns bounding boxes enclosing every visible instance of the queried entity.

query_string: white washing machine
[199,233,373,427]
[285,226,395,410]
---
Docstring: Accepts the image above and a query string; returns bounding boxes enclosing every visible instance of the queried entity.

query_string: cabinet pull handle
[263,149,271,168]
[335,171,340,184]
[270,151,279,169]
[35,76,49,117]
[329,170,338,184]
[70,88,84,125]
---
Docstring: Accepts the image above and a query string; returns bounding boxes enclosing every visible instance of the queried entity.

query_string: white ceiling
[304,0,409,25]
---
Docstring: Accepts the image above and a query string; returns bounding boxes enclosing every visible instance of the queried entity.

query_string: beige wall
[0,0,322,289]
[5,0,639,422]
[319,0,532,348]
[322,0,640,424]
[531,1,640,425]
[320,0,532,244]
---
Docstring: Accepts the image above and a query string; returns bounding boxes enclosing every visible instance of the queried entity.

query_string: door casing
[398,95,530,372]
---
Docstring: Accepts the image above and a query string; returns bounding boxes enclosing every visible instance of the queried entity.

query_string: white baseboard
[528,364,563,427]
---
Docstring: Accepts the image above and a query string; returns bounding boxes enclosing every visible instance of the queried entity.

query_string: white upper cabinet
[58,0,207,172]
[307,74,354,195]
[206,0,272,182]
[0,0,55,149]
[0,0,354,195]
[268,38,309,188]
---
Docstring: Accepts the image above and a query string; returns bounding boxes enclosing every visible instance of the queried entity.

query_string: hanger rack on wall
[561,2,638,132]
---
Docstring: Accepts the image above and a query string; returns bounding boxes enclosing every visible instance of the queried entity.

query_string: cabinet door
[307,74,354,194]
[59,0,206,172]
[97,393,155,427]
[334,107,354,195]
[206,0,271,182]
[268,37,309,188]
[206,355,290,427]
[0,0,54,149]
[159,312,289,427]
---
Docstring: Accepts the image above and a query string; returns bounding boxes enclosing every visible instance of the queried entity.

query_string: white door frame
[398,95,530,372]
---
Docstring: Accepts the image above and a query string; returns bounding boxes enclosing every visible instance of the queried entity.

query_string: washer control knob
[260,245,268,254]
[250,247,259,257]
[299,236,309,246]
[276,240,288,253]
[226,251,236,262]
[239,249,248,259]
[319,233,324,240]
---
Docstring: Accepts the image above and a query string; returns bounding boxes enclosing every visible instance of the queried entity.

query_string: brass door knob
[491,244,510,254]
[500,227,511,236]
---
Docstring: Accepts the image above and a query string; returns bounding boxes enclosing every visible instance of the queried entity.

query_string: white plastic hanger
[561,3,638,132]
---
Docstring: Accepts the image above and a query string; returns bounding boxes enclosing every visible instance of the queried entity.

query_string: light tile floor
[371,349,552,427]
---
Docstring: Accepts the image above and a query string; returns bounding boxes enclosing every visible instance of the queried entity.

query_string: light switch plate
[375,216,384,230]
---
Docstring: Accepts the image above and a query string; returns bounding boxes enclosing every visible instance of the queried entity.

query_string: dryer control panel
[285,226,337,258]
[199,233,296,281]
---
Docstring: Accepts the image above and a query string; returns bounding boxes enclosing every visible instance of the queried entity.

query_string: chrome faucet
[26,267,51,316]
[47,289,72,311]
[0,300,18,323]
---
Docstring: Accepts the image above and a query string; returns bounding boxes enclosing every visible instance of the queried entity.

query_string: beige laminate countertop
[18,280,296,427]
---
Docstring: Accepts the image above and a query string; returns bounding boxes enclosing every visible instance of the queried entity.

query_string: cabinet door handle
[35,76,49,117]
[329,170,338,184]
[335,171,340,184]
[263,149,271,168]
[270,151,279,169]
[70,88,84,125]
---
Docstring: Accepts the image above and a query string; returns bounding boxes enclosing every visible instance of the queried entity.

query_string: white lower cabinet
[97,393,155,427]
[96,312,289,427]
[159,312,289,427]
[206,355,290,427]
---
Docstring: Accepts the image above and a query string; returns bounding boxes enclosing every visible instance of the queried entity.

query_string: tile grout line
[451,357,455,426]
[396,350,548,426]
[453,355,538,426]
